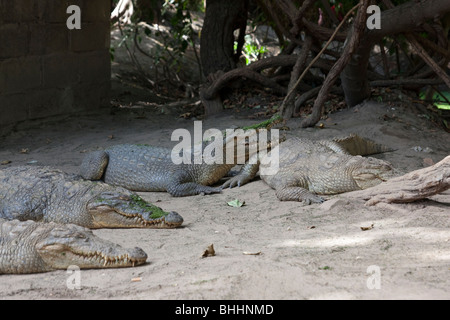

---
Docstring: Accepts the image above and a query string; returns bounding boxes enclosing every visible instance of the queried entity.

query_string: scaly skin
[0,219,147,274]
[80,130,275,196]
[0,166,183,229]
[259,135,395,204]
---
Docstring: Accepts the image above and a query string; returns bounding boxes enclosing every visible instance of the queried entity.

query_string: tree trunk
[341,0,450,107]
[200,0,249,77]
[136,0,162,24]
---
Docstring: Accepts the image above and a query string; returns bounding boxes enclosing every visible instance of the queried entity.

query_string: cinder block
[38,0,71,23]
[26,89,63,119]
[28,22,46,56]
[0,0,112,135]
[42,53,81,88]
[0,24,29,59]
[45,23,70,53]
[0,0,37,23]
[0,57,42,94]
[29,23,70,55]
[69,22,110,52]
[0,93,30,125]
[73,81,110,112]
[76,50,111,84]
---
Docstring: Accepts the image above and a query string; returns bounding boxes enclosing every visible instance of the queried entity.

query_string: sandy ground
[0,87,449,300]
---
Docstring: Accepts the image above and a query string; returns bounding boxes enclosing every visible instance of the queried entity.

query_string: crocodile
[259,134,396,204]
[80,129,277,197]
[0,219,147,274]
[0,166,183,229]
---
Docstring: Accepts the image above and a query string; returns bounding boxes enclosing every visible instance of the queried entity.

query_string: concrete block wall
[0,0,111,135]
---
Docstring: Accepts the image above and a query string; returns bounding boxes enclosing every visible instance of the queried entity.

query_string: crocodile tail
[333,134,393,156]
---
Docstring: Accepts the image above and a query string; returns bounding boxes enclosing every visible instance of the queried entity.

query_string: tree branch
[111,0,134,25]
[300,1,368,128]
[346,156,450,206]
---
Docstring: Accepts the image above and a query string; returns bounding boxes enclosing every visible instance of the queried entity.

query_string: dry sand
[0,95,449,300]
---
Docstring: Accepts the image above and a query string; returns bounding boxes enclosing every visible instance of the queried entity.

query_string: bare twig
[118,23,155,87]
[406,35,450,89]
[382,0,450,88]
[279,1,362,120]
[300,0,369,128]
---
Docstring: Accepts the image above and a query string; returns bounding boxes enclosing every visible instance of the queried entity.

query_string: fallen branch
[346,155,450,206]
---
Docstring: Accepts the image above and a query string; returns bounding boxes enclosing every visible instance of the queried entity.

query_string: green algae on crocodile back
[0,166,183,229]
[0,219,148,274]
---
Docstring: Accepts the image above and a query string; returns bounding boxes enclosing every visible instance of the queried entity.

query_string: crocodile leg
[223,156,260,188]
[265,171,325,204]
[275,187,325,204]
[166,182,222,197]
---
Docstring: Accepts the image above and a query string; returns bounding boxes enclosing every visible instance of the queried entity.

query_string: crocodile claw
[303,195,325,205]
[222,175,250,189]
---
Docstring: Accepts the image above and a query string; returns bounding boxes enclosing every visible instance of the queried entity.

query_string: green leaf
[227,199,245,207]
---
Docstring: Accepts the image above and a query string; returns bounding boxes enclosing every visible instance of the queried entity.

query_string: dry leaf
[20,148,29,154]
[307,226,316,229]
[1,160,11,165]
[201,244,215,258]
[131,277,142,282]
[361,224,374,231]
[243,251,261,255]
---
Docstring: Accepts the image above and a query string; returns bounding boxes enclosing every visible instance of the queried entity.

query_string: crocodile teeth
[71,250,138,267]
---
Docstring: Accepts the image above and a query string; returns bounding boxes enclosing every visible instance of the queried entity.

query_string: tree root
[300,0,368,128]
[346,156,450,206]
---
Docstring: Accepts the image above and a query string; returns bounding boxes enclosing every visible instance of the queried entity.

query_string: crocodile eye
[74,232,87,239]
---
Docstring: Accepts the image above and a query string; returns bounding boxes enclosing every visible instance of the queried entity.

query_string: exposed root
[346,156,450,206]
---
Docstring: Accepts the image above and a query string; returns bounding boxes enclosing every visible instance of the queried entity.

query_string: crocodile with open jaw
[259,134,396,204]
[0,219,147,274]
[80,129,275,196]
[0,166,183,229]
